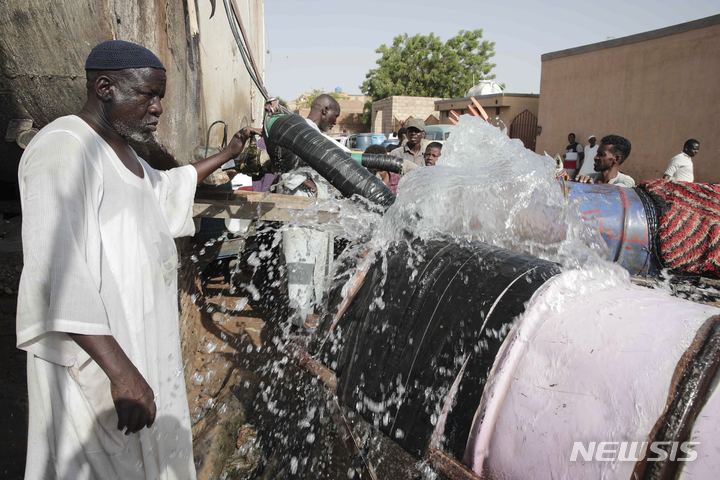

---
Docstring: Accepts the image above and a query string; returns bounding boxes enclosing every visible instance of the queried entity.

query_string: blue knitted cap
[85,40,166,71]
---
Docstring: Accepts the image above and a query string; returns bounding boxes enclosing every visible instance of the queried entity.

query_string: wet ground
[0,218,430,479]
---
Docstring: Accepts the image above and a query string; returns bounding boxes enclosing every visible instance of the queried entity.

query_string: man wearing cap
[390,118,431,167]
[16,40,259,479]
[576,134,599,178]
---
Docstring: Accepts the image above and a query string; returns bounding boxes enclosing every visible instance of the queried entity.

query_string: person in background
[575,134,635,188]
[424,142,442,166]
[576,134,598,178]
[562,132,584,179]
[396,126,407,146]
[365,144,400,194]
[391,118,431,167]
[664,139,699,182]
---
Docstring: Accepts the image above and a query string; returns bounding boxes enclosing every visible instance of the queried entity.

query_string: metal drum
[567,182,658,276]
[463,271,720,479]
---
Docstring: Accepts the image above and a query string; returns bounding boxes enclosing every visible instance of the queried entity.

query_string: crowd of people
[561,132,701,188]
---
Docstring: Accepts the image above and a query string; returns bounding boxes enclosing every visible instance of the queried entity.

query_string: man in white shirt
[17,40,259,480]
[664,139,699,182]
[576,134,599,178]
[575,134,636,188]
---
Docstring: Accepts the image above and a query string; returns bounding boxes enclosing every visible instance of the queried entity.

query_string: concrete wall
[196,0,265,153]
[0,0,265,188]
[436,94,539,133]
[371,96,443,137]
[536,15,720,183]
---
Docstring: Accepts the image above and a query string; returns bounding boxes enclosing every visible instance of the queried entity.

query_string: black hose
[361,154,404,174]
[264,138,305,172]
[265,114,396,207]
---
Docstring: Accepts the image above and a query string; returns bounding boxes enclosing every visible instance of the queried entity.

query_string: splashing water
[370,115,630,290]
[190,115,645,477]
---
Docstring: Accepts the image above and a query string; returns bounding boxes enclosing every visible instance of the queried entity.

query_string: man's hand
[575,174,595,184]
[224,127,263,158]
[193,126,262,184]
[301,178,318,195]
[70,334,156,435]
[110,366,156,434]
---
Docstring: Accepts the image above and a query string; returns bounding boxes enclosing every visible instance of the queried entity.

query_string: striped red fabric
[640,179,720,278]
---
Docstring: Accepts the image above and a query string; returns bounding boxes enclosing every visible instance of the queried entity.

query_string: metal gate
[509,109,538,152]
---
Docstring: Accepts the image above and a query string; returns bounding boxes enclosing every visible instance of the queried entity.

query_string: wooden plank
[470,97,489,121]
[450,110,461,120]
[448,117,458,125]
[467,104,481,118]
[424,446,483,480]
[286,344,338,390]
[193,190,339,223]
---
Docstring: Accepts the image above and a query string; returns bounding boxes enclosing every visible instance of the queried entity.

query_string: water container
[567,182,658,276]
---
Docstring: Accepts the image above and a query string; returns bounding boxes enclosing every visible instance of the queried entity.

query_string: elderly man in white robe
[16,40,260,479]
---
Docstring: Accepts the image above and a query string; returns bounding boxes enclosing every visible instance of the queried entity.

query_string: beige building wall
[537,15,720,183]
[371,96,443,137]
[196,0,265,152]
[436,94,539,132]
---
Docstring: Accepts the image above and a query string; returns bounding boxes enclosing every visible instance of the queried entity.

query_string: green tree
[360,30,497,101]
[295,88,343,109]
[361,100,373,128]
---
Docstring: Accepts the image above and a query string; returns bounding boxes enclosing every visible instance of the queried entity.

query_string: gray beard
[112,118,153,143]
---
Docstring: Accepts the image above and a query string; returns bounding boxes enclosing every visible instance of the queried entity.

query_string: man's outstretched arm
[69,334,156,435]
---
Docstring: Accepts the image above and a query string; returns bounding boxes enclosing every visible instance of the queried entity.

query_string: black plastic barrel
[316,239,560,458]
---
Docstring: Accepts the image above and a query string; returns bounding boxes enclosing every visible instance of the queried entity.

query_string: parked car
[424,125,455,143]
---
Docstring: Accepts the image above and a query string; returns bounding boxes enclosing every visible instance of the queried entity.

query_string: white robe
[17,116,198,480]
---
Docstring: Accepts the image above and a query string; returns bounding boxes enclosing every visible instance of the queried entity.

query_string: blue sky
[262,0,718,100]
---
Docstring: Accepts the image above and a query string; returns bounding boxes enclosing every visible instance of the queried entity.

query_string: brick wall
[371,96,443,136]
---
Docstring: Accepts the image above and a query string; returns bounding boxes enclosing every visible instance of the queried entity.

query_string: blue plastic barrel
[567,182,657,276]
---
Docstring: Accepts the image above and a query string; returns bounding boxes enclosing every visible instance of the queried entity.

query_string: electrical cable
[222,0,269,100]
